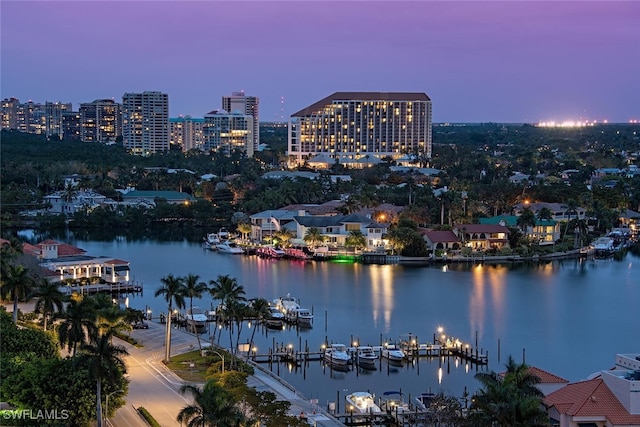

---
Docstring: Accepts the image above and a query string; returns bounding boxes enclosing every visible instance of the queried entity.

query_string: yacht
[323,343,351,367]
[380,391,410,415]
[288,307,313,327]
[204,232,221,246]
[218,227,230,240]
[265,306,285,329]
[185,307,207,332]
[345,391,381,414]
[274,294,300,316]
[216,241,244,254]
[381,342,405,363]
[355,346,378,368]
[415,391,436,411]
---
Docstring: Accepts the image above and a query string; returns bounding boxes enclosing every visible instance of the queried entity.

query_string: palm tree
[469,355,547,426]
[183,273,208,352]
[62,181,77,215]
[79,329,128,427]
[32,278,65,331]
[155,274,186,362]
[177,380,244,427]
[303,227,325,249]
[345,230,367,251]
[272,229,294,248]
[209,275,246,352]
[517,207,537,241]
[93,294,131,340]
[247,298,270,357]
[236,222,252,241]
[536,207,553,221]
[58,294,97,356]
[0,264,34,324]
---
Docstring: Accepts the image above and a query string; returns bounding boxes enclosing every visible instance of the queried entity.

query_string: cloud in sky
[1,1,638,122]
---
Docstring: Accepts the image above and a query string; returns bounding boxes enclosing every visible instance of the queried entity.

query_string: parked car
[132,321,149,329]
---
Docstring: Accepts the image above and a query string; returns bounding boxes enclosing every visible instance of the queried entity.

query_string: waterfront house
[479,214,560,245]
[421,230,461,252]
[453,224,510,251]
[249,209,299,241]
[22,240,131,286]
[544,354,640,426]
[292,212,388,250]
[513,202,587,222]
[618,209,640,236]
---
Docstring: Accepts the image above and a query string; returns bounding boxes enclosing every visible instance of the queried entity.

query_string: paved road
[110,320,344,426]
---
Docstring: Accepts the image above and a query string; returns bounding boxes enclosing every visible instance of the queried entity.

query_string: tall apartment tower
[288,92,432,166]
[203,109,254,157]
[44,101,72,139]
[79,99,122,143]
[122,91,169,155]
[1,97,20,130]
[170,116,205,152]
[222,91,259,152]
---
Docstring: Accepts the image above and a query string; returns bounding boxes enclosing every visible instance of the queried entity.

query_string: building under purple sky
[1,1,638,123]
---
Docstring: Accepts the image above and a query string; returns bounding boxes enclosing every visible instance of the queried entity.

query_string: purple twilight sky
[1,1,639,123]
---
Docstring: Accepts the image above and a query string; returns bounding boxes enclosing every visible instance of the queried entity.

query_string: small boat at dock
[345,391,381,414]
[382,342,405,363]
[323,343,351,367]
[355,346,378,369]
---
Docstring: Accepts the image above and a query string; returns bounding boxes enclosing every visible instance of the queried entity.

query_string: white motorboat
[323,343,351,367]
[185,306,207,332]
[288,307,313,326]
[204,232,221,246]
[265,306,285,329]
[345,391,381,414]
[355,346,378,368]
[216,241,244,254]
[415,391,436,411]
[382,343,405,363]
[380,391,410,415]
[274,294,300,316]
[218,227,230,240]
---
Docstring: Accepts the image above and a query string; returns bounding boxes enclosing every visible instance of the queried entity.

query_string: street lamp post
[104,389,123,426]
[210,350,225,374]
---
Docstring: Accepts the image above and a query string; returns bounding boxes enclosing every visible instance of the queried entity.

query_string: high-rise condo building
[170,116,205,152]
[222,91,259,152]
[288,92,432,166]
[79,99,122,143]
[203,109,254,157]
[122,91,169,155]
[44,102,72,139]
[1,97,20,130]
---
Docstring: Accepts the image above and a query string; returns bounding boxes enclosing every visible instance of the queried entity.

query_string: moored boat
[256,246,286,258]
[355,346,378,368]
[345,391,381,414]
[382,342,405,363]
[185,306,207,332]
[380,391,410,415]
[265,305,285,329]
[415,391,436,411]
[323,343,351,367]
[216,241,245,254]
[289,307,313,327]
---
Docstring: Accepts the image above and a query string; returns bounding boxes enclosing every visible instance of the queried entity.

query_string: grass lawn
[164,350,215,382]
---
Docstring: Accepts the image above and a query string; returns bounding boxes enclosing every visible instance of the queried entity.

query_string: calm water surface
[24,231,640,407]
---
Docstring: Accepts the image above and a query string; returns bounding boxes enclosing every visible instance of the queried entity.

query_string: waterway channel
[16,229,640,409]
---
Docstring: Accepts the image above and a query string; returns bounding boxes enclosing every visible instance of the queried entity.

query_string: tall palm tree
[517,207,537,241]
[345,230,367,251]
[303,227,325,249]
[32,278,65,331]
[177,380,244,427]
[209,275,246,352]
[272,229,294,248]
[236,222,252,241]
[92,294,131,340]
[247,298,270,357]
[183,273,208,352]
[79,329,128,427]
[58,293,97,356]
[0,264,34,324]
[155,274,186,362]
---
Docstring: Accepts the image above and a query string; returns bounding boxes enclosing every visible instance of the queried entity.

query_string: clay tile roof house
[421,229,461,251]
[544,354,640,427]
[453,224,510,251]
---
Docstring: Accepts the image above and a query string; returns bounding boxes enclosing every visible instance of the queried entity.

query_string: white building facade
[222,91,259,152]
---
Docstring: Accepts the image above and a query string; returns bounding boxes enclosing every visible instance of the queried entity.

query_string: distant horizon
[2,2,638,123]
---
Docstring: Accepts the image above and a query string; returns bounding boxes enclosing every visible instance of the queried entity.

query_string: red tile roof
[544,378,640,425]
[104,259,129,265]
[528,366,569,384]
[22,243,41,257]
[421,230,459,243]
[38,240,85,256]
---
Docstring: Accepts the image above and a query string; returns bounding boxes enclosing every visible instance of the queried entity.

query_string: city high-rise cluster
[3,91,433,163]
[1,90,261,157]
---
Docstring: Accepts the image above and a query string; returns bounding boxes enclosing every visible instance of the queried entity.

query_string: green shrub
[137,407,161,427]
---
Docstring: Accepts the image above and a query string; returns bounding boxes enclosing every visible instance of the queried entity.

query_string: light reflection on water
[18,232,640,406]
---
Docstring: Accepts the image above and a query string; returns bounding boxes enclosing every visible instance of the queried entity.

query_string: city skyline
[1,1,638,123]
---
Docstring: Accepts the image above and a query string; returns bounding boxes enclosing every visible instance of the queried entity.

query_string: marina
[15,232,640,414]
